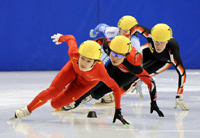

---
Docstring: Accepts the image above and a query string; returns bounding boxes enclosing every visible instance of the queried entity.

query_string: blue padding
[0,0,200,70]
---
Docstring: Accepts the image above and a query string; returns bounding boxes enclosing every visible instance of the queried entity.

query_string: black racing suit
[72,37,157,106]
[127,24,186,96]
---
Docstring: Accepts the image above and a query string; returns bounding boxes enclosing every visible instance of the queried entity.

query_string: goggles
[110,51,125,59]
[120,28,130,34]
[120,28,130,35]
[153,40,168,45]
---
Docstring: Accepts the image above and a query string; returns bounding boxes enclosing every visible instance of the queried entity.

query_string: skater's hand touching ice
[113,109,130,126]
[150,101,164,117]
[175,96,189,110]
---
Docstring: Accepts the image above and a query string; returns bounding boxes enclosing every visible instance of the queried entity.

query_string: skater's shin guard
[51,99,63,110]
[27,95,48,112]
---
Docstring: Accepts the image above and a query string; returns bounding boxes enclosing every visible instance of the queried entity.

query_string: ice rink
[1,70,200,138]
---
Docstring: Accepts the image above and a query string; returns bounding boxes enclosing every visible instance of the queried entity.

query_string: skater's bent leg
[28,61,77,112]
[51,81,98,109]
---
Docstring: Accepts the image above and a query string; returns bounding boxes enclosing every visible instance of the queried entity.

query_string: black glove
[150,101,164,117]
[113,109,130,125]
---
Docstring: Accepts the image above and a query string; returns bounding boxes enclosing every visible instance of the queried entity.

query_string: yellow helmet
[151,23,172,42]
[110,36,132,54]
[118,15,138,31]
[78,40,102,60]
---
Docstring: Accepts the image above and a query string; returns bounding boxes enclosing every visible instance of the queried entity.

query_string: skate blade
[7,117,21,123]
[135,92,144,98]
[93,101,114,105]
[130,89,136,93]
[53,108,64,112]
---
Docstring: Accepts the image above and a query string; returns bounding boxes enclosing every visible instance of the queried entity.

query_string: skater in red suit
[13,33,129,125]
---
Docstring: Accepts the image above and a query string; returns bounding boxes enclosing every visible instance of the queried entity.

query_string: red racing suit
[27,35,121,112]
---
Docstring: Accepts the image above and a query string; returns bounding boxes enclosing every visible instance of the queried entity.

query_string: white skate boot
[81,95,93,104]
[15,107,31,118]
[94,93,115,105]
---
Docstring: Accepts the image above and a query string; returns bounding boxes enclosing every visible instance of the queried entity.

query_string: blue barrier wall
[0,0,200,71]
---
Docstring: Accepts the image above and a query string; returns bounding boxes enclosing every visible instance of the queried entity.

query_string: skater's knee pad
[51,99,63,110]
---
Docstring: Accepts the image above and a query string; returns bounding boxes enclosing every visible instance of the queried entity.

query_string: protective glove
[89,29,98,38]
[113,109,130,126]
[51,33,63,45]
[150,101,164,117]
[175,96,189,110]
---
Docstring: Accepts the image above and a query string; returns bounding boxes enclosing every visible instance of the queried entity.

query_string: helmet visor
[110,51,125,59]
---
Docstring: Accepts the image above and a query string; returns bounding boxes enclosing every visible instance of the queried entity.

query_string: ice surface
[0,70,200,138]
